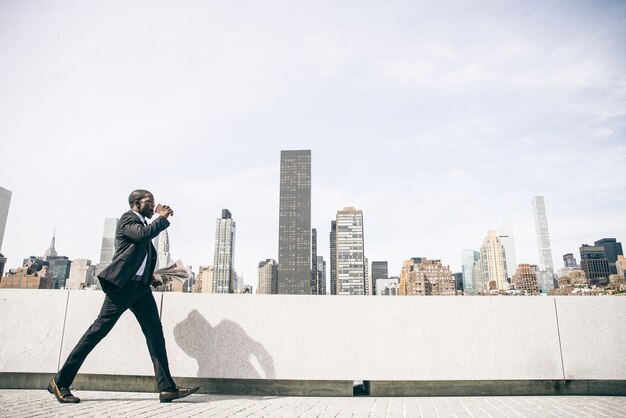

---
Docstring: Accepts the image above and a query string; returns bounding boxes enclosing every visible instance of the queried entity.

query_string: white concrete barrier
[0,290,625,387]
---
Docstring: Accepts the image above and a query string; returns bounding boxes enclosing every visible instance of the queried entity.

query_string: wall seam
[553,298,566,381]
[57,290,71,371]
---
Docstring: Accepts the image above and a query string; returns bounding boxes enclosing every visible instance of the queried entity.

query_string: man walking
[48,189,199,403]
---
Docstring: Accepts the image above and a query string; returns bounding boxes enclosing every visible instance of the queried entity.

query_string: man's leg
[54,292,128,388]
[129,290,176,392]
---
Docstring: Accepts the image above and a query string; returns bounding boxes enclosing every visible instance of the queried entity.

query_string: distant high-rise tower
[311,228,318,294]
[66,258,95,290]
[0,186,11,252]
[155,230,171,270]
[563,253,578,268]
[44,230,58,259]
[316,256,326,295]
[460,249,480,295]
[480,230,509,292]
[213,209,236,293]
[278,150,311,294]
[329,220,337,295]
[594,238,623,275]
[580,244,610,286]
[371,261,388,295]
[497,219,518,281]
[532,196,554,271]
[335,207,366,295]
[96,218,119,277]
[257,259,278,294]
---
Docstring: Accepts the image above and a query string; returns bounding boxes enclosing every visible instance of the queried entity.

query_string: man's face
[137,193,156,219]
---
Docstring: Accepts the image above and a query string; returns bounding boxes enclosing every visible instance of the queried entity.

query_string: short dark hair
[128,189,152,207]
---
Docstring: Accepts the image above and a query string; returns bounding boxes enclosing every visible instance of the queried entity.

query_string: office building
[316,256,326,295]
[563,253,578,268]
[512,264,539,295]
[311,228,318,294]
[371,261,388,296]
[278,150,311,294]
[460,250,480,295]
[580,244,610,286]
[66,258,95,290]
[329,220,337,295]
[335,207,366,295]
[95,218,119,277]
[1,258,53,289]
[480,230,509,292]
[195,265,214,293]
[213,209,236,293]
[616,255,626,282]
[399,258,455,296]
[376,277,399,296]
[594,238,624,275]
[257,259,278,294]
[532,196,554,271]
[497,219,518,281]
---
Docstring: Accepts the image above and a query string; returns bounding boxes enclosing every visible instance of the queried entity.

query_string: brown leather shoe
[47,378,80,403]
[159,386,199,403]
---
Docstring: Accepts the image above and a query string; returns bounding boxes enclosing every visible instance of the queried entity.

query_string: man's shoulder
[119,210,140,224]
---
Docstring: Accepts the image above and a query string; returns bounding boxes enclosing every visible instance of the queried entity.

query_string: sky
[1,0,625,289]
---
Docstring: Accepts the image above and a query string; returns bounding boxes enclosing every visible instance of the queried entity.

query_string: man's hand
[151,275,163,288]
[155,204,174,218]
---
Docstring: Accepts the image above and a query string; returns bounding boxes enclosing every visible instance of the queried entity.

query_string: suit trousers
[55,279,176,392]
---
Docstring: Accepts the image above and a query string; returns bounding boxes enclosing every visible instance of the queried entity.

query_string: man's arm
[119,214,170,243]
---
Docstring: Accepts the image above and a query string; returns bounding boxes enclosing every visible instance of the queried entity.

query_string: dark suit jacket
[98,210,170,288]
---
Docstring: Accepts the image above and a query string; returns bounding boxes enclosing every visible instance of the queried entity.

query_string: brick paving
[1,389,625,417]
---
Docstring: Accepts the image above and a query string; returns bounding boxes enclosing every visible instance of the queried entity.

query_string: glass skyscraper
[278,150,311,294]
[532,196,554,272]
[213,209,236,293]
[96,218,119,277]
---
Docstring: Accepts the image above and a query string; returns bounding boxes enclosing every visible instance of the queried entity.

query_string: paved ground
[1,390,625,417]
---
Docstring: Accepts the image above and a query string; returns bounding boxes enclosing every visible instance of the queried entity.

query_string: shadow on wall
[173,309,276,379]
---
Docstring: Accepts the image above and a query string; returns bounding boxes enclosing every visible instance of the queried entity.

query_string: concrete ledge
[368,380,626,396]
[0,373,353,397]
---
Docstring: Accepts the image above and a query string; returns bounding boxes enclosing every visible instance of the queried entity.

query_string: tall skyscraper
[329,220,337,295]
[460,249,480,295]
[311,228,318,294]
[44,230,58,259]
[278,150,311,294]
[497,219,518,281]
[0,186,11,252]
[95,218,119,277]
[594,238,624,275]
[532,196,554,271]
[213,209,236,293]
[155,229,171,270]
[480,230,509,292]
[580,244,610,286]
[257,259,278,294]
[371,261,388,296]
[335,207,366,295]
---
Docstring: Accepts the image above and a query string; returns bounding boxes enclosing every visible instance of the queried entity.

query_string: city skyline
[1,1,625,287]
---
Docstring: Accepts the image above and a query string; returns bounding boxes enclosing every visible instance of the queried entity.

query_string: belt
[133,274,146,282]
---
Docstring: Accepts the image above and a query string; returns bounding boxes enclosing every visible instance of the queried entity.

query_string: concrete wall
[0,290,625,392]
